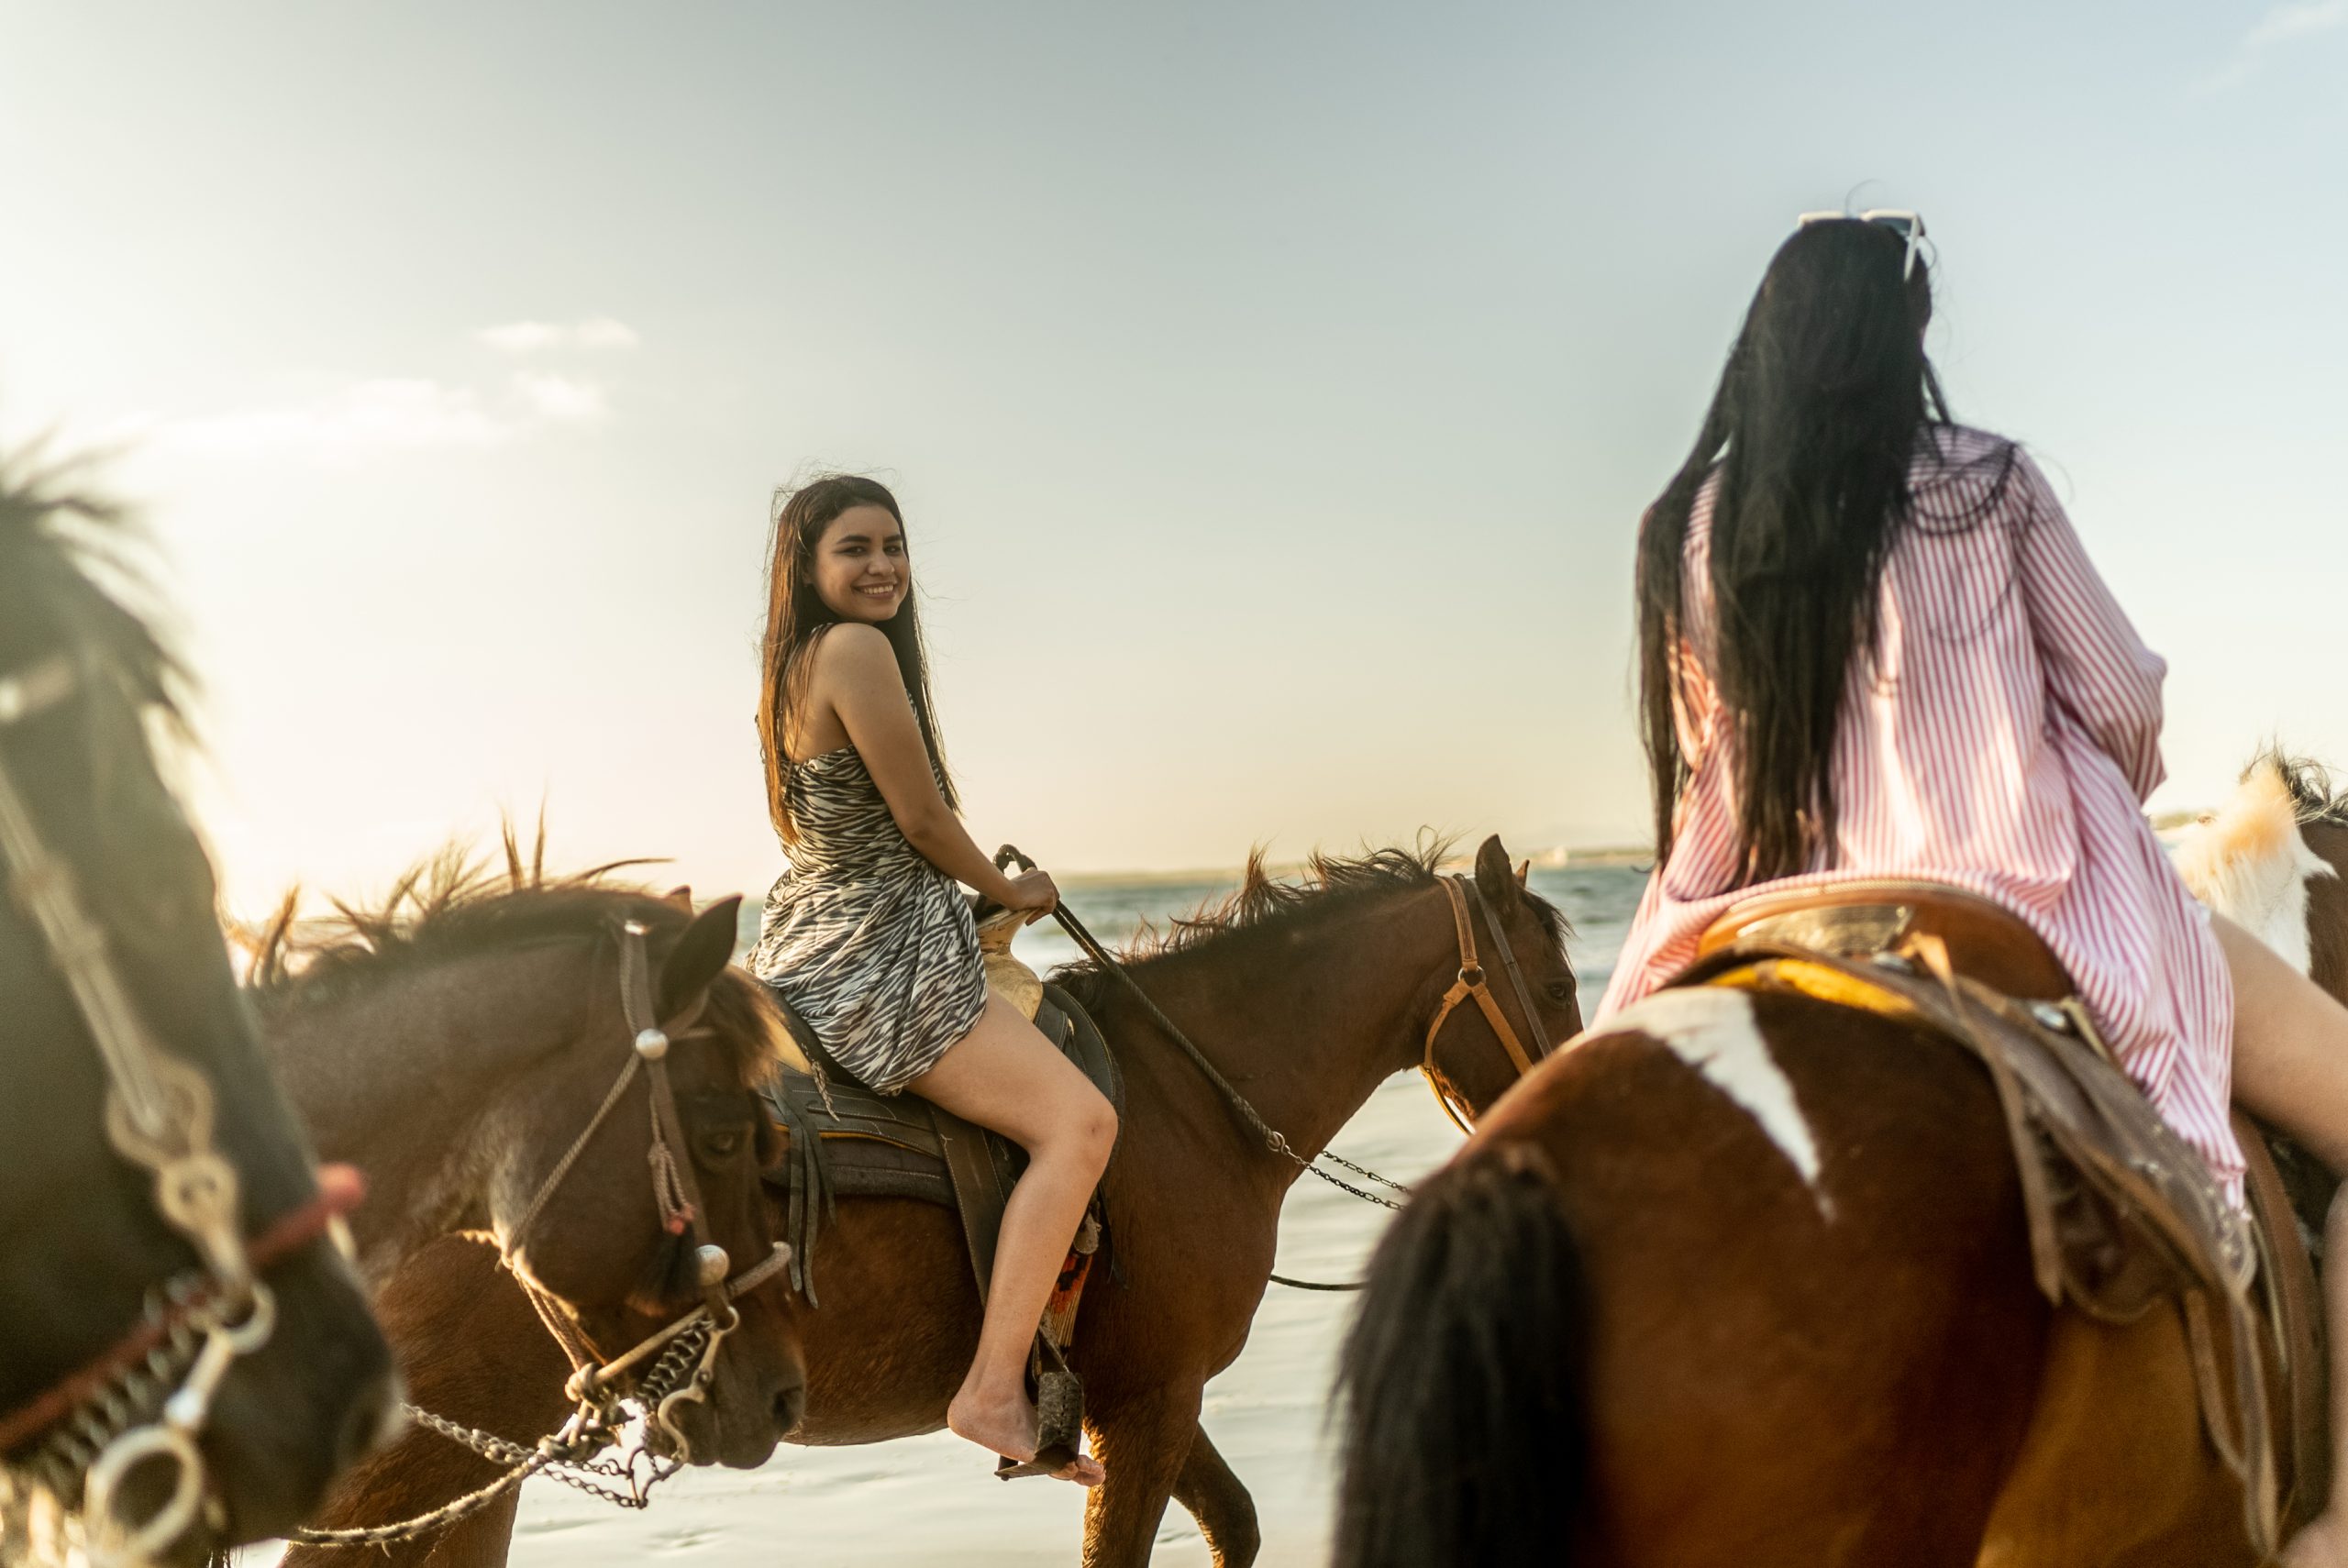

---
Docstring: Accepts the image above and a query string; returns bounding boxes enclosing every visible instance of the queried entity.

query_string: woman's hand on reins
[1003,868,1059,922]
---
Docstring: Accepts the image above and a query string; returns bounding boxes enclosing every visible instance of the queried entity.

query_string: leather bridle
[489,917,790,1465]
[0,653,358,1567]
[286,923,795,1552]
[1420,874,1560,1132]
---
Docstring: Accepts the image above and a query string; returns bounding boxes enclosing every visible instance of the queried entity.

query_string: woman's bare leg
[2215,911,2348,1566]
[908,991,1117,1485]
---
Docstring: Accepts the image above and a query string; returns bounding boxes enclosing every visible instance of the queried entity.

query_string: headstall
[487,917,788,1464]
[1420,874,1560,1132]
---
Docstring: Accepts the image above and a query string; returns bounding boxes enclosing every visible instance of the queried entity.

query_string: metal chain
[286,1308,713,1545]
[19,1285,209,1501]
[1312,1147,1414,1194]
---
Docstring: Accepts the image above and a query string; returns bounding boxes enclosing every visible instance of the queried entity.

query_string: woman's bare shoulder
[804,622,895,680]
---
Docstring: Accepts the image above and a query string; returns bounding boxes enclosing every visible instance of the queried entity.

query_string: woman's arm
[815,624,1035,906]
[2015,452,2167,801]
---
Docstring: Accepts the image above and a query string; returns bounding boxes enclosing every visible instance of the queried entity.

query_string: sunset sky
[3,2,2343,915]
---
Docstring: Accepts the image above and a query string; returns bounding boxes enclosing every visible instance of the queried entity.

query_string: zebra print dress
[747,746,988,1095]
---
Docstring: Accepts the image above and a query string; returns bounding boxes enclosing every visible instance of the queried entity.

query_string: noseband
[1421,874,1559,1132]
[492,918,790,1466]
[0,655,357,1567]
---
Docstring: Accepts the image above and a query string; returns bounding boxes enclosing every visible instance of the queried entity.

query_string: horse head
[0,462,394,1560]
[1417,835,1583,1128]
[487,894,806,1470]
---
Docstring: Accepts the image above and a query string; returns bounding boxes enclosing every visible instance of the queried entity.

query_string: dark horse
[285,835,1581,1566]
[0,457,394,1561]
[1333,783,2344,1568]
[249,851,812,1476]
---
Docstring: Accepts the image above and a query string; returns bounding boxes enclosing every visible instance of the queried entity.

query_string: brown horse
[0,458,393,1562]
[285,834,1582,1567]
[251,852,810,1477]
[1332,786,2344,1568]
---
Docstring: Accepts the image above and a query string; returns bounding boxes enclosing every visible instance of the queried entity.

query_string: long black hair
[1635,218,1953,883]
[757,474,957,845]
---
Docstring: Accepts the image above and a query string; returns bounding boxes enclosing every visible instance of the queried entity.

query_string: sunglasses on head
[1796,208,1928,281]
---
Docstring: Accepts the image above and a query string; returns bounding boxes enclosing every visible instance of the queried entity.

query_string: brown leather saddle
[759,981,1122,1308]
[759,976,1122,1476]
[1689,878,2327,1555]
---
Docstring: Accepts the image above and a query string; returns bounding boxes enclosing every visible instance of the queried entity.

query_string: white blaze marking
[1614,988,1829,1210]
[2265,837,2334,977]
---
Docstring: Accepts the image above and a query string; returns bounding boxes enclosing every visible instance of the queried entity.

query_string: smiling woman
[745,473,1119,1484]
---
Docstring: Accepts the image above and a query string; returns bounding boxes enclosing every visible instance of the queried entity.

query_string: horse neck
[1118,887,1449,1183]
[262,942,597,1281]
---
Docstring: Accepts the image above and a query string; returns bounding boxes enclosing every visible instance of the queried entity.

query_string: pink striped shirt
[1596,426,2242,1200]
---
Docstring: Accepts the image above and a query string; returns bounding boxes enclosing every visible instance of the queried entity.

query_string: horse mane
[249,826,784,1090]
[1050,839,1568,1010]
[0,447,187,724]
[2254,746,2348,826]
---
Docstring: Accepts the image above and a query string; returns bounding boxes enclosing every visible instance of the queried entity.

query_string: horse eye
[1545,979,1578,1002]
[698,1130,746,1161]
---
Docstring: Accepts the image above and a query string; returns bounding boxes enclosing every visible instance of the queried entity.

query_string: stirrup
[993,1338,1085,1481]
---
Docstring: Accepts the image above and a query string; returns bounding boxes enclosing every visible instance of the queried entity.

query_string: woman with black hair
[1599,213,2348,1565]
[748,476,1115,1485]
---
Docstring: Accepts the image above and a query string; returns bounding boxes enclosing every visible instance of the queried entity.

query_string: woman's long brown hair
[756,475,957,846]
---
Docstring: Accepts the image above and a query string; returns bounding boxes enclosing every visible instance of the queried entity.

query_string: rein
[999,848,1556,1286]
[0,653,325,1567]
[287,917,792,1550]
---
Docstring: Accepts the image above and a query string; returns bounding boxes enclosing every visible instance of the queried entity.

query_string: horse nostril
[771,1380,807,1436]
[338,1368,406,1472]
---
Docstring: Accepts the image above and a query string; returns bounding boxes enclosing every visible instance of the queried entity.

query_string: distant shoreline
[1054,846,1658,887]
[1054,810,2216,885]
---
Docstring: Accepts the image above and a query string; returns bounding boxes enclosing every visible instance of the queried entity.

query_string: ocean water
[491,863,1650,1567]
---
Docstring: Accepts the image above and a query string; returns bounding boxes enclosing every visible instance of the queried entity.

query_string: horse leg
[1169,1422,1258,1568]
[1080,1383,1203,1568]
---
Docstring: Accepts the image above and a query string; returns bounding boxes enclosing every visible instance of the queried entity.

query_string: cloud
[511,371,610,423]
[477,315,641,353]
[156,372,610,459]
[2197,0,2348,93]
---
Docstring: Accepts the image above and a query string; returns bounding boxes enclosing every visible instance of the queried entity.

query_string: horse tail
[1332,1139,1589,1568]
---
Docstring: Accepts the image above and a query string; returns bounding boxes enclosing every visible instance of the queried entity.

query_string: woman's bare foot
[947,1386,1104,1487]
[2283,1511,2348,1568]
[1053,1453,1106,1486]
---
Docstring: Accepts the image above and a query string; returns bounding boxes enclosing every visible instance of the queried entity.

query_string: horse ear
[1514,858,1532,888]
[1473,835,1518,911]
[659,895,743,1021]
[665,884,694,910]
